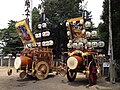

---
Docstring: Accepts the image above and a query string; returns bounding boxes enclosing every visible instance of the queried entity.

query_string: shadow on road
[16,74,56,82]
[67,78,89,87]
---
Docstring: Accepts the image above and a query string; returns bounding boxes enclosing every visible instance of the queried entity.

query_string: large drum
[14,55,32,70]
[67,55,83,70]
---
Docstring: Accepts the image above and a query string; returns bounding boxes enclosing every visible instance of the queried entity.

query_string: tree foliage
[0,20,23,56]
[29,0,83,57]
[98,0,120,77]
[0,0,83,57]
[99,0,120,60]
[44,0,82,27]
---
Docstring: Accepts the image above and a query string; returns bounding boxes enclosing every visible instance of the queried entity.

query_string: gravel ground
[0,66,120,90]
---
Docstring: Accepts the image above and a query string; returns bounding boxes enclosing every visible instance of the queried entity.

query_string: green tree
[32,7,40,34]
[31,0,83,58]
[43,0,83,57]
[44,0,82,27]
[98,0,120,77]
[0,20,23,56]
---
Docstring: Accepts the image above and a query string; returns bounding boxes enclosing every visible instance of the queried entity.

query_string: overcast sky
[0,0,104,29]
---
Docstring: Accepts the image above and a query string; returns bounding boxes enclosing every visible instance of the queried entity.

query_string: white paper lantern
[67,43,72,48]
[36,42,41,46]
[38,33,41,38]
[35,34,39,38]
[49,40,54,46]
[38,24,42,29]
[82,29,86,34]
[42,41,46,46]
[92,42,98,47]
[73,21,76,25]
[98,41,105,47]
[67,31,71,36]
[66,22,69,27]
[44,41,48,46]
[91,31,97,37]
[42,23,47,28]
[42,31,50,37]
[72,43,78,48]
[80,19,84,24]
[69,40,72,44]
[86,31,91,38]
[78,42,83,48]
[87,42,92,47]
[85,21,91,28]
[42,32,45,37]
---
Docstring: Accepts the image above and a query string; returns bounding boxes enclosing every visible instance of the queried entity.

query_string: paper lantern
[73,21,76,25]
[98,41,105,47]
[42,23,47,28]
[91,31,97,37]
[69,40,72,44]
[35,34,39,38]
[86,31,91,38]
[36,42,41,47]
[67,31,71,36]
[92,42,98,47]
[82,29,86,34]
[85,21,91,28]
[80,19,84,24]
[67,43,72,48]
[66,22,69,27]
[42,31,50,37]
[72,43,78,48]
[49,40,54,46]
[42,41,46,46]
[38,33,41,38]
[38,24,42,29]
[78,42,83,48]
[87,42,92,47]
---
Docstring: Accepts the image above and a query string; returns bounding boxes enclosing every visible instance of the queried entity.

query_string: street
[0,67,120,90]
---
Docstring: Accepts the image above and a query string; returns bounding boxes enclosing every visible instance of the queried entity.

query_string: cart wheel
[19,71,27,79]
[67,68,77,82]
[7,68,12,76]
[35,61,49,80]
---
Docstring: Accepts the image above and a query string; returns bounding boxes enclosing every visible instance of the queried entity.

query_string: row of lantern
[38,23,47,29]
[67,30,97,38]
[36,40,54,47]
[67,41,105,49]
[66,20,92,28]
[35,31,50,38]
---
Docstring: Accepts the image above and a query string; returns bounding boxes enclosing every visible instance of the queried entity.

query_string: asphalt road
[0,67,120,90]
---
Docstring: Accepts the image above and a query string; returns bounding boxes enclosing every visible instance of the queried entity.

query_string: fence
[0,54,15,67]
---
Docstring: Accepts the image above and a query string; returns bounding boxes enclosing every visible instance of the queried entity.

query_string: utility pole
[108,0,115,84]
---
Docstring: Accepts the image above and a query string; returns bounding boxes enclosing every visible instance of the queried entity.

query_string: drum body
[14,55,32,70]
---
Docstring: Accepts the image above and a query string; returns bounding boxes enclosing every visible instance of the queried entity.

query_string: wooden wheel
[35,61,49,80]
[19,71,27,79]
[7,68,12,76]
[67,68,77,82]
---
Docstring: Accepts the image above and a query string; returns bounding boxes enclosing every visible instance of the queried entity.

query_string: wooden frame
[15,19,36,47]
